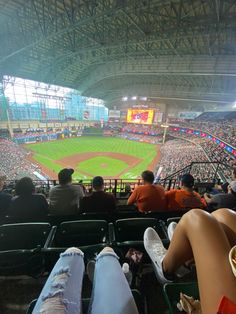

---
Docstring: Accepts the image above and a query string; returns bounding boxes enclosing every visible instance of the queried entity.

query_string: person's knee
[212,208,234,221]
[182,208,208,222]
[180,208,211,229]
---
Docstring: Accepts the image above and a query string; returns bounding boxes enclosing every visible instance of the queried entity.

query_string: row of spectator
[178,119,236,147]
[0,138,42,180]
[0,168,235,223]
[117,133,163,144]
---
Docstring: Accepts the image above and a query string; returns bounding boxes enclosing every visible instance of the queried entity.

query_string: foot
[144,227,173,284]
[167,222,177,241]
[86,260,95,282]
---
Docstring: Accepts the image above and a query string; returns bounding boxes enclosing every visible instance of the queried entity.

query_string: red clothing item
[165,189,206,211]
[127,184,167,212]
[217,296,236,314]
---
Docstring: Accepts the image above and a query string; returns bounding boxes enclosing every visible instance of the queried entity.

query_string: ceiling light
[132,96,137,100]
[122,97,128,101]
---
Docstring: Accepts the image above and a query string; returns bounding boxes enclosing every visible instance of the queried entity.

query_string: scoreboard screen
[127,109,154,125]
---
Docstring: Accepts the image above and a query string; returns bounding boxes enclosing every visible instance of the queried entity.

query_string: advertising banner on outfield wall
[178,112,202,120]
[109,110,121,118]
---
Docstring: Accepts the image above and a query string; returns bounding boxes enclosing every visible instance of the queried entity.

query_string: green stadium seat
[112,218,169,261]
[163,282,199,314]
[53,220,109,247]
[0,223,54,276]
[44,220,110,270]
[0,223,52,250]
[114,218,165,243]
[79,212,112,222]
[48,214,81,226]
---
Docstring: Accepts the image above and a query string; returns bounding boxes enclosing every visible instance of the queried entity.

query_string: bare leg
[163,209,236,314]
[212,208,236,247]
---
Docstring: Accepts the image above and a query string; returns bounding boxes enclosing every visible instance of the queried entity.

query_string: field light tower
[161,124,169,144]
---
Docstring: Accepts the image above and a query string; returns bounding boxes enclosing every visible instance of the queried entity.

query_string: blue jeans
[32,248,138,314]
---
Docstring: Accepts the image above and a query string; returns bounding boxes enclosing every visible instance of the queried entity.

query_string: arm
[127,189,138,205]
[204,193,213,205]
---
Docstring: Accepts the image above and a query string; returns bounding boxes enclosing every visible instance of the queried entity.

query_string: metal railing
[4,161,232,195]
[158,161,232,190]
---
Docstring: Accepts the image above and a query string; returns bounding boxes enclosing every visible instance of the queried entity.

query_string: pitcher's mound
[101,163,108,168]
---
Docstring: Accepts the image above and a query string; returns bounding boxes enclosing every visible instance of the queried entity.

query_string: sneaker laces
[148,241,166,258]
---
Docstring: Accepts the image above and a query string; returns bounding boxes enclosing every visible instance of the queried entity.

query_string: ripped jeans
[32,248,139,314]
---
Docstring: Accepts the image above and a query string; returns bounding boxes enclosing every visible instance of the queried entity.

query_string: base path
[27,145,161,180]
[56,152,142,179]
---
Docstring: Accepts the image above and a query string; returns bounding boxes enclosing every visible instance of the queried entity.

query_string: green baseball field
[26,137,160,180]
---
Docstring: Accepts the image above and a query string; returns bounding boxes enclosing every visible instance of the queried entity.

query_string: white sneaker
[144,227,173,284]
[167,222,177,241]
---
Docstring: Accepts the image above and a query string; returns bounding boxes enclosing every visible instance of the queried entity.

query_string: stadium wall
[0,120,96,132]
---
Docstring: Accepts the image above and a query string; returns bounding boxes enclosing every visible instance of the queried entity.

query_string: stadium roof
[1,0,236,108]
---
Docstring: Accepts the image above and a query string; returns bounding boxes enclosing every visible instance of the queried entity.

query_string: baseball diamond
[26,136,161,180]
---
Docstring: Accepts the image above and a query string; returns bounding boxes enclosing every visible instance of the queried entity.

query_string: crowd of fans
[13,130,56,139]
[0,138,44,180]
[118,132,163,144]
[178,119,236,147]
[169,132,235,178]
[121,123,163,135]
[155,139,215,182]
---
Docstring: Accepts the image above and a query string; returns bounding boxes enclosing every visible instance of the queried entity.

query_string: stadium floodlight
[131,96,137,100]
[233,101,236,108]
[122,97,128,101]
[141,97,147,101]
[161,124,169,144]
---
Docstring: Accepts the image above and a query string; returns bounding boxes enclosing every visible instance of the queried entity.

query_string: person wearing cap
[127,170,167,212]
[49,168,84,215]
[204,180,236,210]
[79,176,116,213]
[165,173,206,211]
[0,175,12,221]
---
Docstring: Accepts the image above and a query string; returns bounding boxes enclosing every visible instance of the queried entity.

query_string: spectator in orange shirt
[165,174,206,211]
[127,170,167,212]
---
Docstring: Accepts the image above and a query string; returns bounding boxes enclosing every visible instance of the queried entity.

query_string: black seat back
[115,218,158,242]
[55,220,108,247]
[0,223,52,251]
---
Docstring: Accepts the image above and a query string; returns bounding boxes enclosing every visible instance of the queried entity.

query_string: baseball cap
[92,176,104,188]
[58,168,74,184]
[230,181,236,193]
[181,174,194,188]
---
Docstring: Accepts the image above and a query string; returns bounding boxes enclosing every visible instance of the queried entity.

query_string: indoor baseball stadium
[0,1,236,313]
